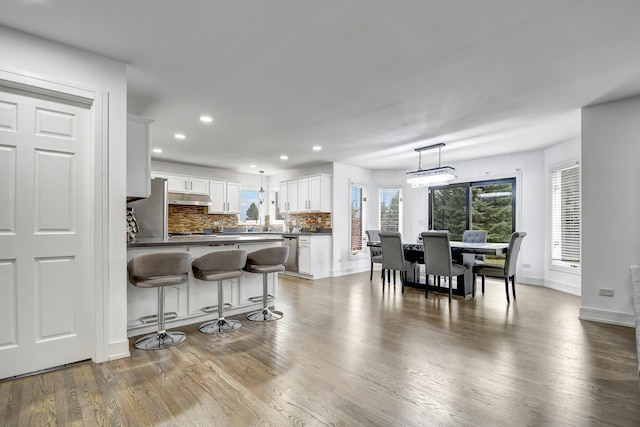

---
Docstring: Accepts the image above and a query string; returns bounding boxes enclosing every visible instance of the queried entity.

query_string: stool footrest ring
[139,312,178,325]
[247,294,275,303]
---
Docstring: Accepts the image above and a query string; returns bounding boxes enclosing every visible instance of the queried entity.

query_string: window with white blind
[379,187,402,232]
[551,162,580,271]
[350,182,367,258]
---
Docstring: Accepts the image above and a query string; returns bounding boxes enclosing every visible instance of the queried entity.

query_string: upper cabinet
[298,174,331,212]
[279,180,299,213]
[209,180,241,214]
[279,174,331,213]
[166,176,209,195]
[126,115,154,200]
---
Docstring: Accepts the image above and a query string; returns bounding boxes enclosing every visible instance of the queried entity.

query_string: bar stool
[127,251,192,350]
[191,249,247,333]
[245,246,289,322]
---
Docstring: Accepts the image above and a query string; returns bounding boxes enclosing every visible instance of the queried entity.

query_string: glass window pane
[241,190,260,223]
[551,164,580,265]
[471,182,514,243]
[379,187,402,232]
[351,184,364,253]
[430,185,467,240]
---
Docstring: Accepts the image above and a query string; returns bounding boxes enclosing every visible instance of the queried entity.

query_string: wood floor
[2,272,639,426]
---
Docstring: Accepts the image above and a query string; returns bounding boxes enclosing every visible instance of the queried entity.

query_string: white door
[0,87,93,379]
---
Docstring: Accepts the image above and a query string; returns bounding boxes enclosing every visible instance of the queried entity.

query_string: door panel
[0,88,92,379]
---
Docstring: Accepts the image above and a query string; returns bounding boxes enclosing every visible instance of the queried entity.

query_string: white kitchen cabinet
[298,174,331,212]
[297,234,331,278]
[279,180,299,213]
[167,175,209,195]
[209,180,241,214]
[126,114,153,200]
[298,235,311,274]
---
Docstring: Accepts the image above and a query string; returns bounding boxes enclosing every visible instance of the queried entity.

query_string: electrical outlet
[599,288,614,297]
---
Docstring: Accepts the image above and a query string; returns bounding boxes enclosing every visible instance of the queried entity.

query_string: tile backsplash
[168,206,237,233]
[168,205,332,233]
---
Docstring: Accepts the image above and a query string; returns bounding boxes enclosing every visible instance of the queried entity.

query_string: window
[274,189,285,221]
[429,178,515,242]
[240,189,260,224]
[379,187,402,232]
[350,182,367,257]
[551,163,580,271]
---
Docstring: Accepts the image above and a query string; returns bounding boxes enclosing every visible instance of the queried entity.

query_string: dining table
[368,240,509,297]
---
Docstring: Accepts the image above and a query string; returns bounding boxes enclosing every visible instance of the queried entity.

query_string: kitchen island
[127,234,285,337]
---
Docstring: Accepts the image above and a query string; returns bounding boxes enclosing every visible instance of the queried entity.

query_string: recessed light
[280,155,288,160]
[249,164,257,168]
[152,148,163,153]
[174,133,186,140]
[200,115,213,123]
[312,146,322,151]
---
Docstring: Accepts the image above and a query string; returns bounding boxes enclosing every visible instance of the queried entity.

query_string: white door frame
[0,68,108,364]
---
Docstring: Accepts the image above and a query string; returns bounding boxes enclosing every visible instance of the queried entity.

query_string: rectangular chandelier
[406,165,456,188]
[406,143,456,188]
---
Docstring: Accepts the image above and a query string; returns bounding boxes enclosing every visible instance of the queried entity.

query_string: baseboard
[579,306,636,327]
[543,279,581,296]
[332,265,369,277]
[107,339,131,361]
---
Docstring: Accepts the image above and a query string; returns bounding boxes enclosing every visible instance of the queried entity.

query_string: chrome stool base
[199,318,242,334]
[247,308,283,322]
[134,331,186,350]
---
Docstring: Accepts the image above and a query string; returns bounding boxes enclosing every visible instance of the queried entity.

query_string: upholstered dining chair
[379,232,417,293]
[452,230,488,265]
[421,231,467,303]
[473,231,527,302]
[366,230,383,281]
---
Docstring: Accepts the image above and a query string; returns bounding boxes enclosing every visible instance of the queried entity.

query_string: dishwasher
[283,234,299,272]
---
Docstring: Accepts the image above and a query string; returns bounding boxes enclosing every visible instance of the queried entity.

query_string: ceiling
[2,0,640,176]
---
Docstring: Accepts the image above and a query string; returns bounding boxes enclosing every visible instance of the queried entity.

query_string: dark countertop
[282,232,333,237]
[128,234,285,248]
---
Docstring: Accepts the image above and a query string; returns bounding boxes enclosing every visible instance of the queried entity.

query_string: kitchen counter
[128,234,284,248]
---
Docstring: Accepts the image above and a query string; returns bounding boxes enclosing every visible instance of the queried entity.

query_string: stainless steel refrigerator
[127,177,168,240]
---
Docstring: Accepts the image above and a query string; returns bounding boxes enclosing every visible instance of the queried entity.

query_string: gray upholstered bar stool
[127,251,192,350]
[192,249,247,333]
[245,246,289,322]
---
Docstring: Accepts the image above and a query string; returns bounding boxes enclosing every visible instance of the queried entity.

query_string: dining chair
[366,230,383,281]
[452,230,488,265]
[379,232,417,293]
[421,231,467,303]
[472,231,527,302]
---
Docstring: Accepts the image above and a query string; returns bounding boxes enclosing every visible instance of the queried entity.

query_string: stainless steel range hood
[167,192,213,206]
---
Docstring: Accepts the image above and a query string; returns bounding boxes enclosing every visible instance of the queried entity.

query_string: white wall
[581,95,640,326]
[0,26,128,360]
